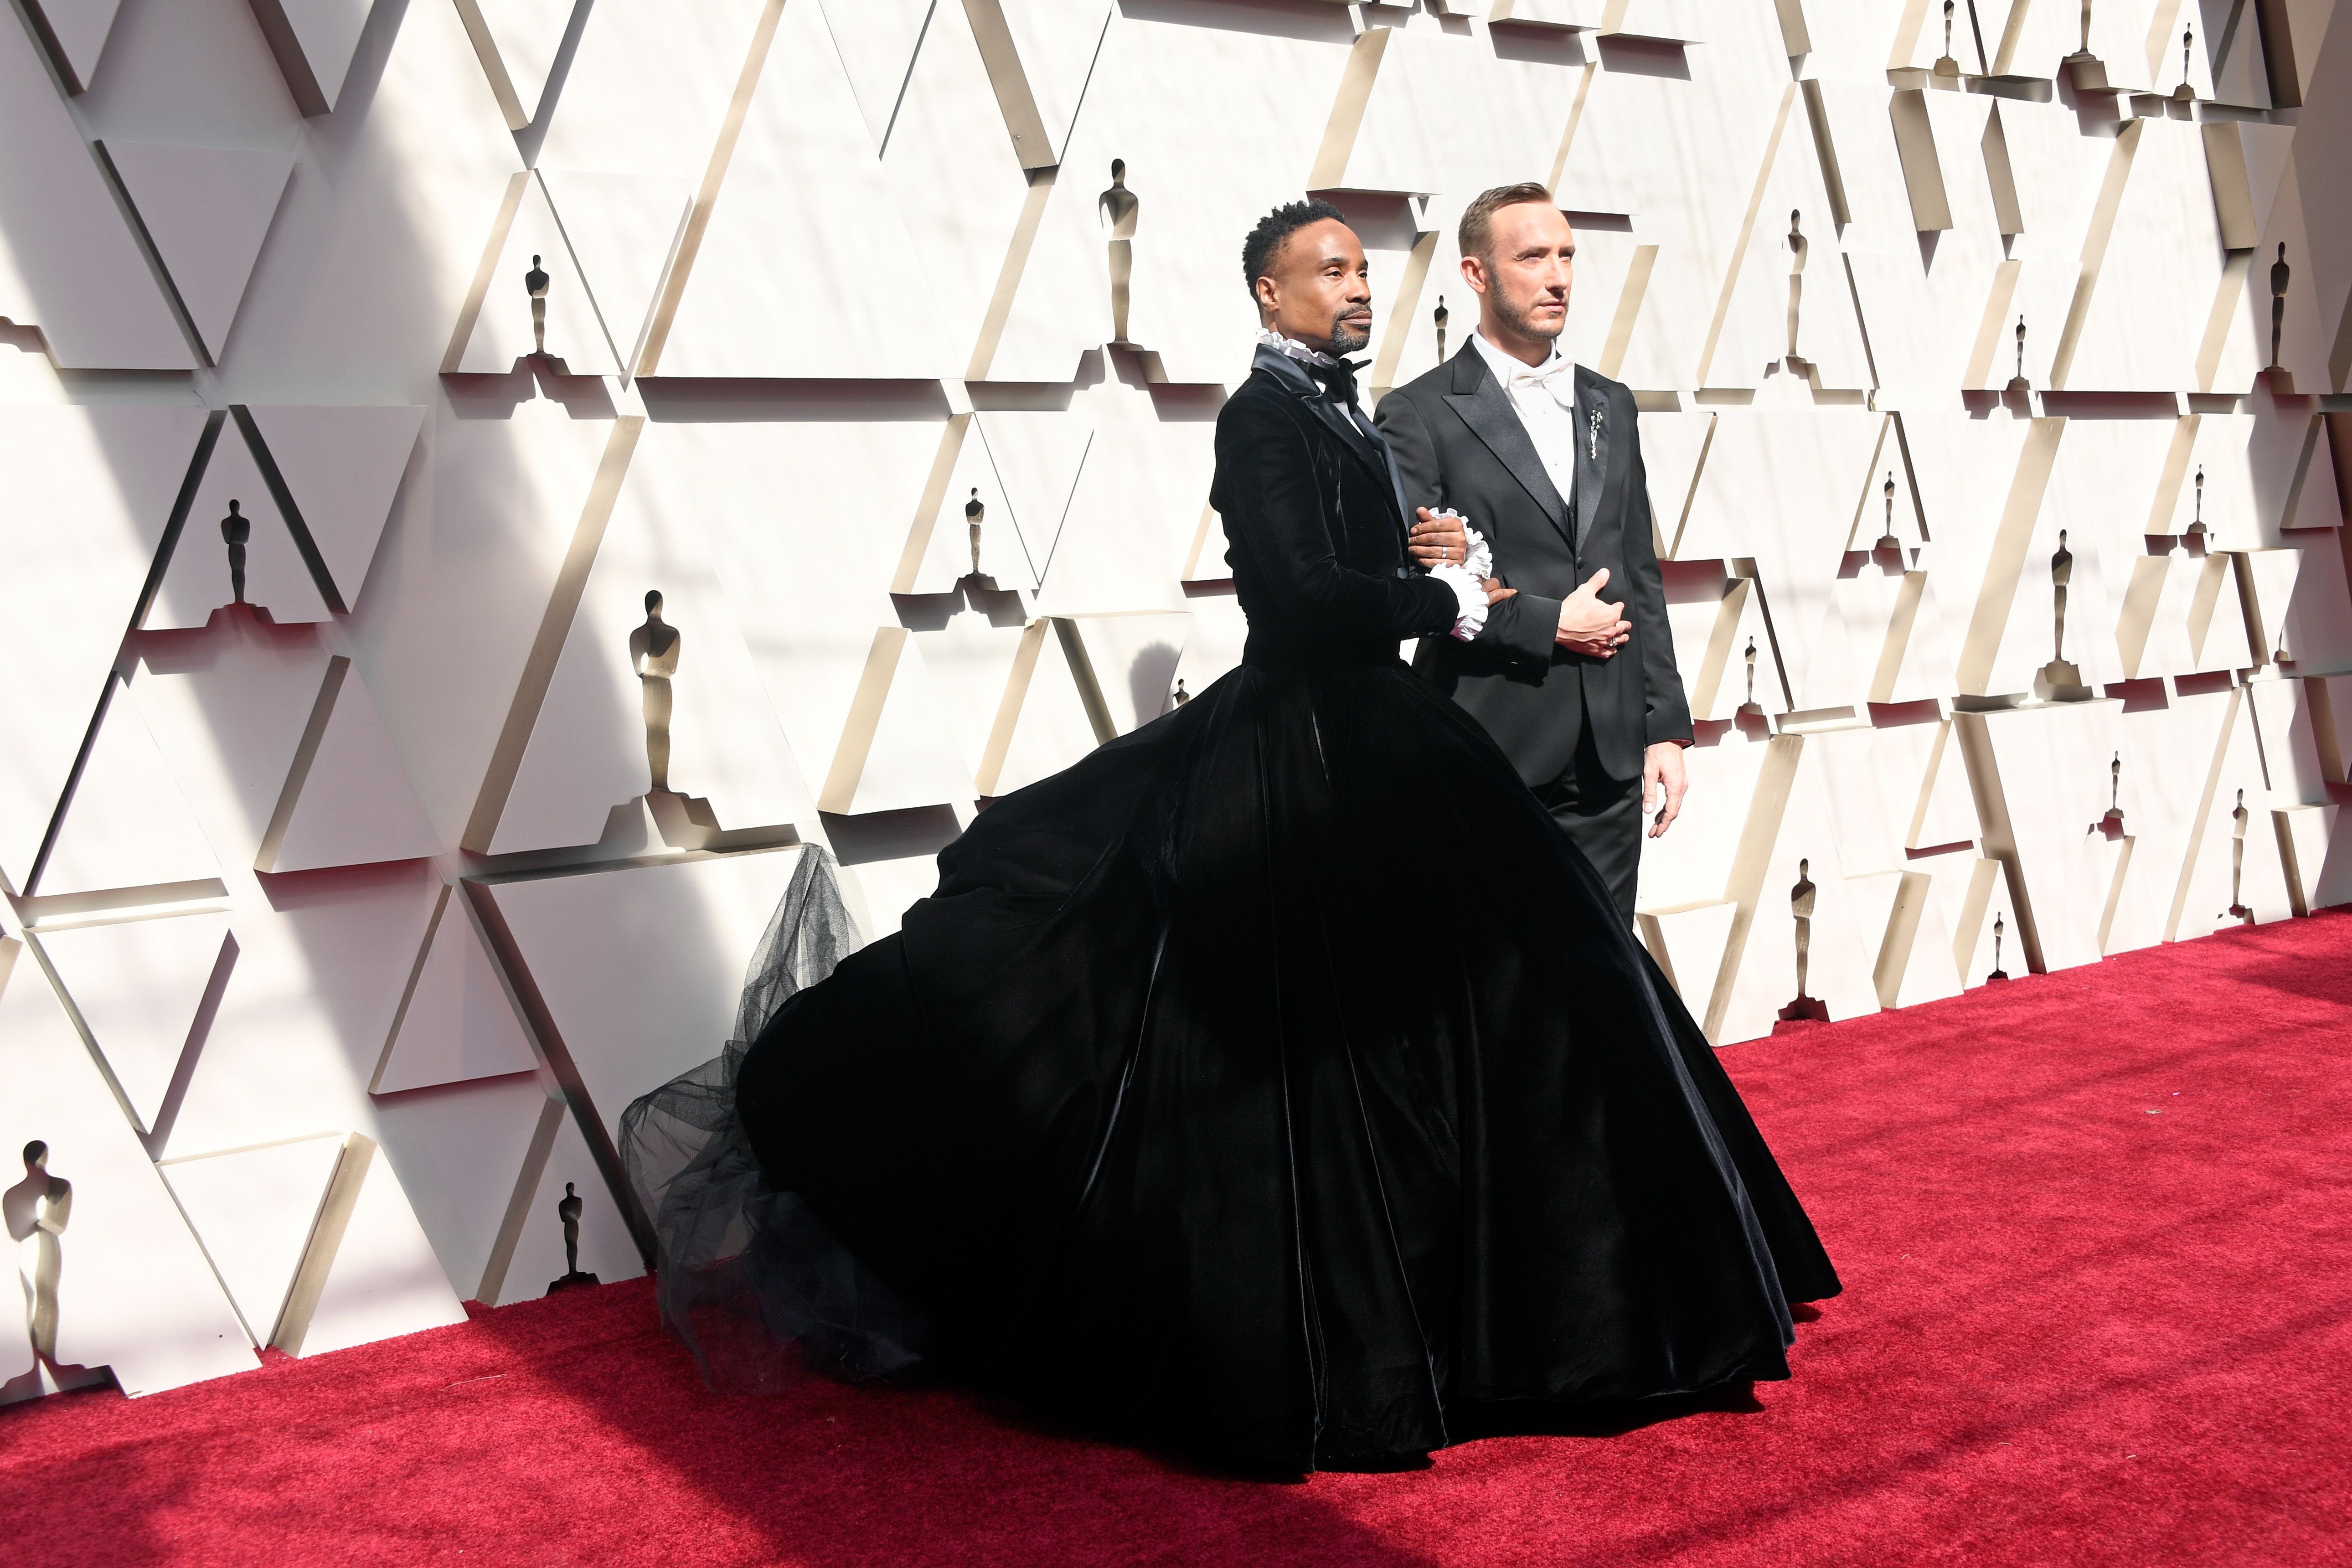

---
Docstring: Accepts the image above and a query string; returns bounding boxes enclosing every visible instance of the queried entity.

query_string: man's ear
[1460,253,1491,297]
[1253,275,1277,316]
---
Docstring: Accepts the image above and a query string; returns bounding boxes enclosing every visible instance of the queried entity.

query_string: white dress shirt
[1470,329,1580,510]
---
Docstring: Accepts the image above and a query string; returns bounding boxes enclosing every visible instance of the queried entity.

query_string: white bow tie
[1507,358,1577,407]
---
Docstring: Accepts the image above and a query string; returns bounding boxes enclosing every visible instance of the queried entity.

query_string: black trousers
[1536,722,1645,926]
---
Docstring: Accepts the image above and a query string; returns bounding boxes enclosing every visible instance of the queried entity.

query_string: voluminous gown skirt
[637,656,1839,1472]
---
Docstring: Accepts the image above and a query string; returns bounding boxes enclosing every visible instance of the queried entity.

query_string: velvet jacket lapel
[1441,346,1572,549]
[1253,345,1411,532]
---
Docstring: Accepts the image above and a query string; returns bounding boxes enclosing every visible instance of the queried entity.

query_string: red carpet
[7,913,2352,1567]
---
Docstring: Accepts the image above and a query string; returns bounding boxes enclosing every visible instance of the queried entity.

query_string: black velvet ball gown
[626,350,1838,1473]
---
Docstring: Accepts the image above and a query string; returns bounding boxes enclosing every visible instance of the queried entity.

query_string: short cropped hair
[1458,182,1558,266]
[1241,198,1346,299]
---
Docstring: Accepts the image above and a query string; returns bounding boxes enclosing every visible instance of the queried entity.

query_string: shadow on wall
[1129,640,1180,721]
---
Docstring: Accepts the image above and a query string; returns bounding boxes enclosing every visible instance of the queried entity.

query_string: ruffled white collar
[1254,328,1344,369]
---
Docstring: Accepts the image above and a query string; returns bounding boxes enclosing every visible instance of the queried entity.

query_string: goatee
[1329,315,1371,356]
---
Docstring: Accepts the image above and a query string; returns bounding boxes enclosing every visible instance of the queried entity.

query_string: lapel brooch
[1587,403,1604,462]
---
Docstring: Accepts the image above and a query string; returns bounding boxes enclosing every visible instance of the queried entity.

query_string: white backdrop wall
[3,0,2349,1401]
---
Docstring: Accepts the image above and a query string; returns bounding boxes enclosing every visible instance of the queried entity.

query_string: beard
[1328,312,1372,356]
[1489,285,1565,345]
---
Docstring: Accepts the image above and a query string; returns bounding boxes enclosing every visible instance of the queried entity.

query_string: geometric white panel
[1034,392,1217,620]
[0,16,191,368]
[817,0,939,149]
[149,424,332,629]
[242,405,423,613]
[653,0,945,379]
[1067,610,1189,734]
[988,618,1103,799]
[373,891,537,1095]
[0,405,207,879]
[159,1133,346,1347]
[531,0,769,188]
[35,684,222,898]
[489,455,820,854]
[0,937,253,1401]
[36,911,232,1132]
[495,1108,644,1305]
[534,167,690,376]
[454,175,619,375]
[369,1073,547,1302]
[985,12,1357,385]
[974,407,1096,588]
[458,0,575,128]
[101,141,293,361]
[638,420,973,820]
[21,0,127,93]
[154,862,440,1163]
[267,661,442,872]
[990,0,1114,166]
[293,1140,469,1357]
[128,619,330,870]
[1711,736,1883,1045]
[252,0,377,117]
[480,845,822,1143]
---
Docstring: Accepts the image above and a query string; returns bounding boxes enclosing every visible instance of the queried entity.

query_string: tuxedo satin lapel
[1442,370,1570,544]
[1573,366,1610,552]
[1254,347,1399,505]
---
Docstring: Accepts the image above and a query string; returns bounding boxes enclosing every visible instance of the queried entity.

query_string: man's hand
[1409,507,1468,568]
[1643,741,1690,838]
[1557,567,1630,657]
[1483,578,1516,605]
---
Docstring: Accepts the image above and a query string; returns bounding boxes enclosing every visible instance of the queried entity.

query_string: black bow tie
[1307,357,1367,407]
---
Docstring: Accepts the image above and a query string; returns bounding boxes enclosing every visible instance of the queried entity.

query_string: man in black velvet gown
[713,200,1839,1476]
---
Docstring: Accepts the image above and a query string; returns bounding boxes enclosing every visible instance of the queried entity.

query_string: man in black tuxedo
[1376,184,1691,923]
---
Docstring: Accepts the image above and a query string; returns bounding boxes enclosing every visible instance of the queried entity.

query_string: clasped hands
[1409,508,1630,658]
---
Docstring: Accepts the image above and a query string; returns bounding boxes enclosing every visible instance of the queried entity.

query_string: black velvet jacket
[1211,346,1460,671]
[1376,344,1691,786]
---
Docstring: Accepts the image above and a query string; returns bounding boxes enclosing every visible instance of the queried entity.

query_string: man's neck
[1476,321,1558,369]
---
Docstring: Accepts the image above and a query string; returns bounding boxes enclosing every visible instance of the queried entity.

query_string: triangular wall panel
[264,659,442,873]
[452,175,619,374]
[0,936,253,1401]
[0,17,192,367]
[38,912,232,1132]
[242,405,423,614]
[455,0,575,128]
[101,141,293,361]
[0,405,208,879]
[150,423,331,629]
[36,681,223,899]
[248,0,377,117]
[160,1132,347,1346]
[372,890,537,1094]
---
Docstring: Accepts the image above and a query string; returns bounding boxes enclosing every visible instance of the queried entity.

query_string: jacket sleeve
[1376,389,1559,674]
[1621,401,1694,744]
[1217,395,1459,643]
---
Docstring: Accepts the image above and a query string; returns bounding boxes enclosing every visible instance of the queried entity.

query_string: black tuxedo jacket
[1375,344,1690,785]
[1212,345,1459,671]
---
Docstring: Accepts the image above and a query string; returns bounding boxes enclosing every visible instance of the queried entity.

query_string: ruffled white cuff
[1430,561,1488,641]
[1459,522,1492,581]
